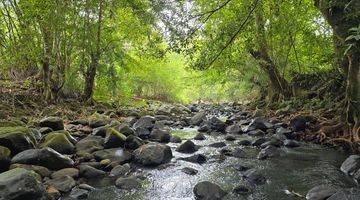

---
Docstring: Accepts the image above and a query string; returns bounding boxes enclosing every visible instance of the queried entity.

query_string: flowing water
[85,128,356,200]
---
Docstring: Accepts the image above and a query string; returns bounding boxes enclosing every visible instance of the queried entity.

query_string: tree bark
[41,26,52,102]
[315,0,360,133]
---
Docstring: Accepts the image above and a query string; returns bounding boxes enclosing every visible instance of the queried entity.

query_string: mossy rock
[0,146,11,172]
[41,132,75,154]
[0,119,26,127]
[104,128,127,148]
[0,126,36,155]
[88,113,110,128]
[45,130,76,144]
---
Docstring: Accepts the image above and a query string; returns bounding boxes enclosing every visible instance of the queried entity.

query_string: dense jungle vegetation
[0,0,359,139]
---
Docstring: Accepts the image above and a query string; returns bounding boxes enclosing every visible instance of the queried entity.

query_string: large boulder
[41,132,75,154]
[0,126,36,155]
[104,128,127,149]
[306,185,338,200]
[39,117,64,131]
[0,146,11,172]
[190,112,206,126]
[149,129,171,143]
[0,168,46,200]
[134,142,172,166]
[193,181,227,200]
[133,116,155,130]
[340,155,360,175]
[92,148,132,164]
[11,148,74,170]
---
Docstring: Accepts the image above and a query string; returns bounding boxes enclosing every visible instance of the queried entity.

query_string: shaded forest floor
[0,79,359,153]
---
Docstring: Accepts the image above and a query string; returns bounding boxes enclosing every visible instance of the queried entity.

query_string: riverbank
[0,96,360,199]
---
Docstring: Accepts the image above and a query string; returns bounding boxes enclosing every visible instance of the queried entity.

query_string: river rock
[0,146,11,172]
[276,127,294,139]
[104,128,127,149]
[233,185,251,195]
[0,126,36,155]
[176,140,198,153]
[225,135,236,141]
[238,140,251,146]
[284,139,300,148]
[198,124,210,132]
[209,117,226,132]
[124,135,144,150]
[340,155,360,175]
[193,181,227,200]
[170,135,182,143]
[243,169,266,185]
[11,148,74,170]
[232,148,246,158]
[306,185,338,200]
[149,129,171,143]
[41,132,75,154]
[252,138,268,147]
[39,117,64,131]
[133,116,155,130]
[194,133,206,140]
[76,135,104,156]
[134,143,172,166]
[0,119,25,127]
[327,188,360,200]
[45,175,76,193]
[178,154,207,164]
[51,168,79,179]
[93,148,132,164]
[39,127,53,135]
[116,123,135,136]
[190,112,206,126]
[290,115,315,132]
[10,164,51,177]
[110,163,131,177]
[135,127,151,139]
[209,142,226,148]
[0,168,46,200]
[181,167,198,175]
[115,176,141,190]
[69,187,90,199]
[79,164,106,179]
[225,124,242,134]
[257,145,282,160]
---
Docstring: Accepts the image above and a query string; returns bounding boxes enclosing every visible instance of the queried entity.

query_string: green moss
[0,146,11,159]
[0,119,25,127]
[41,132,74,154]
[0,168,41,182]
[170,129,197,140]
[106,128,126,141]
[0,126,36,145]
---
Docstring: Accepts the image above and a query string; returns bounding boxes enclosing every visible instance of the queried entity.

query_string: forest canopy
[0,0,359,130]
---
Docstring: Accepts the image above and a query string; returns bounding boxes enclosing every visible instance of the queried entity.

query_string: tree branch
[206,0,261,68]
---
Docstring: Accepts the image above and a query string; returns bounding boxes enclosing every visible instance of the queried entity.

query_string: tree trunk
[41,26,52,102]
[83,0,103,101]
[315,0,360,133]
[250,3,292,100]
[83,54,99,101]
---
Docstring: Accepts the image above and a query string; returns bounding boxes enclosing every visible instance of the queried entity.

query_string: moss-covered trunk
[315,0,360,133]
